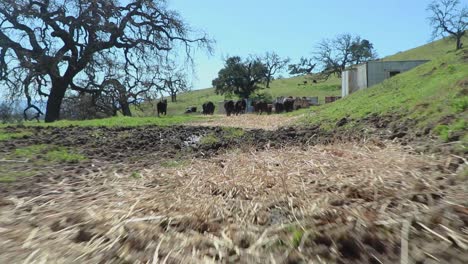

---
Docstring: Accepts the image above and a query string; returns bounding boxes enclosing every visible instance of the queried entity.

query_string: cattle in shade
[293,97,310,110]
[234,99,247,115]
[252,100,269,115]
[224,100,235,116]
[157,99,167,116]
[283,97,295,112]
[274,102,284,113]
[266,104,273,115]
[202,101,215,115]
[184,106,197,114]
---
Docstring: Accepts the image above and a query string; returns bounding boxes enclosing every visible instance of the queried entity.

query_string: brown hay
[0,142,466,263]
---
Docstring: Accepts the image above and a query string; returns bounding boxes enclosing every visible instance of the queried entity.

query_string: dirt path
[188,114,303,130]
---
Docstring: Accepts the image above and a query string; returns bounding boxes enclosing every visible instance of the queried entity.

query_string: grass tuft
[200,133,220,146]
[0,131,32,141]
[12,144,87,163]
[130,171,142,179]
[222,127,245,140]
[0,171,36,183]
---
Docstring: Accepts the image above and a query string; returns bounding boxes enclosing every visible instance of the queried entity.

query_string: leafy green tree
[350,39,377,64]
[212,56,268,98]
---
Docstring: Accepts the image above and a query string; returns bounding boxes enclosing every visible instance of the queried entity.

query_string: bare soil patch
[1,140,466,263]
[188,114,303,130]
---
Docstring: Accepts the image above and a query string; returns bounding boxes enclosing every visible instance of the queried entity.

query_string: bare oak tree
[427,0,467,50]
[261,52,290,88]
[314,34,377,79]
[288,57,317,76]
[160,69,190,103]
[0,0,212,122]
[79,52,164,117]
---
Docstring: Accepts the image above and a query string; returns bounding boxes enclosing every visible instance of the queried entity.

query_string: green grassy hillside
[300,46,468,150]
[384,34,468,61]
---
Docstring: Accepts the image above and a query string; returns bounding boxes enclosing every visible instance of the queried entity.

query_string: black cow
[283,97,295,112]
[252,100,268,115]
[185,106,197,114]
[234,99,247,115]
[202,101,215,115]
[266,104,273,115]
[274,102,284,113]
[157,99,167,116]
[224,100,235,116]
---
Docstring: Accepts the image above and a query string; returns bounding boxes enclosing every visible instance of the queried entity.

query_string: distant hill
[300,36,468,153]
[159,34,468,115]
[384,34,468,61]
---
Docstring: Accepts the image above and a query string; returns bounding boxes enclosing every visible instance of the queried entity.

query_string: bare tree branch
[427,0,467,50]
[0,0,213,122]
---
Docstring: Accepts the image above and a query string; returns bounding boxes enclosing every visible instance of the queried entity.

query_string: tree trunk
[171,92,177,102]
[120,101,132,116]
[45,81,67,123]
[266,77,271,88]
[456,35,462,50]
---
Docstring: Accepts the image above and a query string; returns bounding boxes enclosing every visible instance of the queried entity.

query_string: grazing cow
[185,106,197,114]
[325,96,342,104]
[283,97,295,112]
[224,100,235,116]
[266,104,273,115]
[157,99,167,116]
[252,100,269,115]
[251,101,258,113]
[293,97,310,110]
[202,101,215,115]
[234,99,247,115]
[274,102,284,113]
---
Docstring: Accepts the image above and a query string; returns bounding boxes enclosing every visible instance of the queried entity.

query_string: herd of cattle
[223,97,304,116]
[156,96,330,117]
[156,100,215,116]
[183,102,216,115]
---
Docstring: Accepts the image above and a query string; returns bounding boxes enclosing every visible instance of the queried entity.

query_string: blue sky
[168,0,445,90]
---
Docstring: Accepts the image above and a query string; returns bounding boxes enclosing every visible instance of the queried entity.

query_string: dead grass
[0,142,467,263]
[187,114,302,130]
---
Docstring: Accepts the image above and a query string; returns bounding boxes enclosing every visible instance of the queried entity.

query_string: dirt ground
[187,114,303,130]
[0,121,467,263]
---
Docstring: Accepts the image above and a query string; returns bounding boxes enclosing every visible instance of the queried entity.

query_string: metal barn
[342,60,429,97]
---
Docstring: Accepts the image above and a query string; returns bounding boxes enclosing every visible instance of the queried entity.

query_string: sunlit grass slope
[300,47,467,146]
[384,34,468,61]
